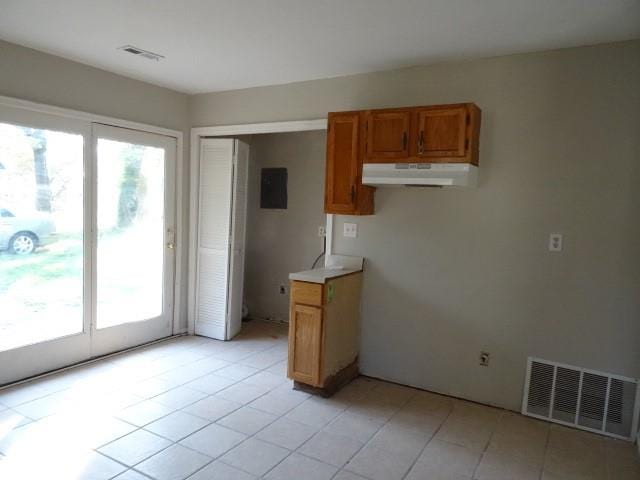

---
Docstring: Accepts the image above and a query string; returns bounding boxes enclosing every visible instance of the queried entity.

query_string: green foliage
[22,127,53,212]
[0,233,83,294]
[117,144,145,228]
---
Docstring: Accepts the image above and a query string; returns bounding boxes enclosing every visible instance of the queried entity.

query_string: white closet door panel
[227,140,249,339]
[199,141,233,250]
[195,138,234,339]
[196,249,228,337]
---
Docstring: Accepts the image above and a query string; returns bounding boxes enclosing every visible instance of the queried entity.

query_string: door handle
[418,131,425,154]
[166,227,175,250]
[402,132,408,150]
[350,185,355,203]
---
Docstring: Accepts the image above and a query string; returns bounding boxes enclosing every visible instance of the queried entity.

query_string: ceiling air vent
[523,357,640,440]
[118,45,164,61]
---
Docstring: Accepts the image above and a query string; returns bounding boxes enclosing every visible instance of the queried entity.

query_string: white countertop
[289,255,364,284]
[289,266,361,284]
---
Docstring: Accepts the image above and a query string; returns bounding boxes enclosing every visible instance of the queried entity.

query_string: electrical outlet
[318,226,326,237]
[549,233,563,252]
[279,284,287,295]
[343,222,357,238]
[479,352,490,367]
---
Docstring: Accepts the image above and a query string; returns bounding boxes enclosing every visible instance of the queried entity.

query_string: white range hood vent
[362,163,478,187]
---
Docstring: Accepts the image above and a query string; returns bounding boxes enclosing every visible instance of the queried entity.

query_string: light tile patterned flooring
[0,320,638,479]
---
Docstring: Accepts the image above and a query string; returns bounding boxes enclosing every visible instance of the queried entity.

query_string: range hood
[362,163,478,187]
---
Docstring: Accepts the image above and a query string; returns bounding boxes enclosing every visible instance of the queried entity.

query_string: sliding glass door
[0,106,176,385]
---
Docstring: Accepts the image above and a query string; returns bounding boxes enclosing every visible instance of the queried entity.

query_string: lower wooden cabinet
[287,273,362,393]
[289,304,322,386]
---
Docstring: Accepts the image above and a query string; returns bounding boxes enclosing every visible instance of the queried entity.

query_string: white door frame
[0,95,185,337]
[188,119,328,335]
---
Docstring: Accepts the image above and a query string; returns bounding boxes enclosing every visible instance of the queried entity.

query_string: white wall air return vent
[118,45,164,61]
[523,357,640,440]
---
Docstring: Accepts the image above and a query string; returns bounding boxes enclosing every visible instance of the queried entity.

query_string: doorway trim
[0,94,186,336]
[189,119,328,335]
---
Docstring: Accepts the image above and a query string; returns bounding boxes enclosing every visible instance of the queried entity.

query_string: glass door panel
[0,105,91,386]
[96,139,165,328]
[0,122,84,351]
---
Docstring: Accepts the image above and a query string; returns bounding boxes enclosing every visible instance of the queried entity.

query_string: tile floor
[0,320,638,479]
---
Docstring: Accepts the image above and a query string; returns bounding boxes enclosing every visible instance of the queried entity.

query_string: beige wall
[0,40,191,330]
[244,131,327,322]
[191,40,640,410]
[2,37,638,411]
[0,40,187,130]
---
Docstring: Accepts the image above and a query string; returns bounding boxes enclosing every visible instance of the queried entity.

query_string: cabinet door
[325,113,359,213]
[366,110,411,161]
[416,106,468,159]
[288,304,322,386]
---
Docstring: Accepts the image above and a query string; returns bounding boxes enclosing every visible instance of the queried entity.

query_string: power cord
[310,235,326,269]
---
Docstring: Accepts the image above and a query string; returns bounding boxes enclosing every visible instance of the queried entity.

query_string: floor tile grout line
[538,422,552,480]
[2,349,227,417]
[124,368,286,442]
[0,333,199,403]
[398,398,455,480]
[113,354,290,475]
[0,323,289,476]
[97,440,175,477]
[330,389,409,479]
[4,322,627,480]
[469,409,504,480]
[121,467,155,480]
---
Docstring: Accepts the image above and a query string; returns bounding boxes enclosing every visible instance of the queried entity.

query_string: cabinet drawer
[290,281,323,306]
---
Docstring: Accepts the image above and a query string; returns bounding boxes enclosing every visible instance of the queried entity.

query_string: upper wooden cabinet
[324,112,375,215]
[365,110,411,160]
[364,103,480,165]
[324,103,480,215]
[415,105,468,158]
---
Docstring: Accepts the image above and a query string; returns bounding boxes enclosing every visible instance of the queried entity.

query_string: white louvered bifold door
[227,140,249,339]
[195,139,234,339]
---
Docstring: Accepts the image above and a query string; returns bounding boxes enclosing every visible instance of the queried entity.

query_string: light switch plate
[549,233,563,252]
[343,222,357,238]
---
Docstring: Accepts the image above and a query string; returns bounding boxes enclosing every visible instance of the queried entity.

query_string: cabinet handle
[418,131,424,154]
[402,132,408,150]
[351,185,355,203]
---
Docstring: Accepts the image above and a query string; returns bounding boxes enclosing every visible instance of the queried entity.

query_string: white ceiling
[1,0,639,94]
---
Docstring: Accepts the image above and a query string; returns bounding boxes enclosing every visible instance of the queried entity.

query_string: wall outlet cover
[343,222,357,238]
[479,352,490,367]
[548,233,563,252]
